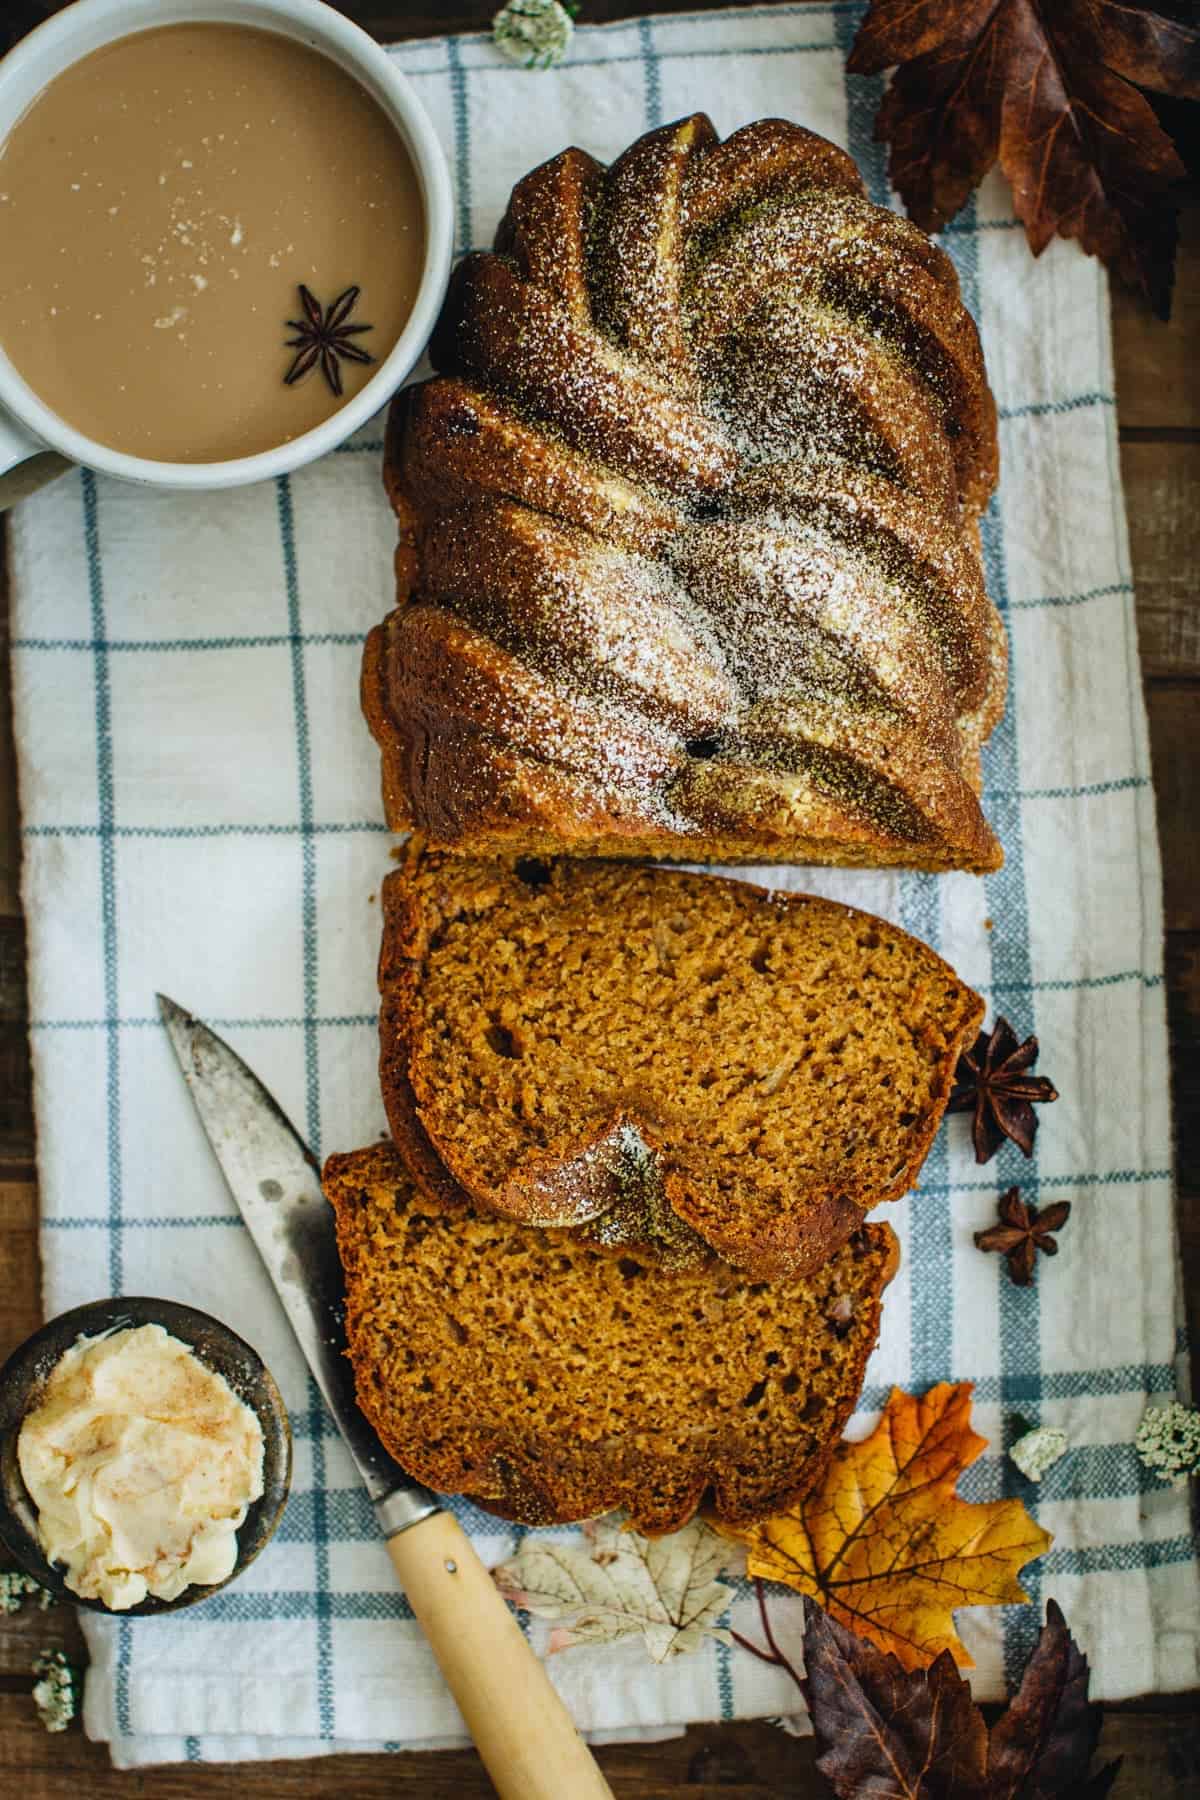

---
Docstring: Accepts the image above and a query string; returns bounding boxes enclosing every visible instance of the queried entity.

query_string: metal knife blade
[157,993,437,1528]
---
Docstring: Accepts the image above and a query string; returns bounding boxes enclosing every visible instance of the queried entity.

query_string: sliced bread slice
[325,1141,898,1534]
[379,848,983,1278]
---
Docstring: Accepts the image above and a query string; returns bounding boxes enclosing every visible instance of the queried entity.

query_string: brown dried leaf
[987,1598,1104,1796]
[802,1595,1122,1799]
[803,1601,988,1798]
[849,0,1200,316]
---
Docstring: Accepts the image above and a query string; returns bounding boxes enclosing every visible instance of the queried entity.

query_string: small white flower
[1134,1402,1200,1489]
[493,0,577,70]
[1009,1424,1069,1482]
[32,1650,77,1733]
[0,1570,53,1615]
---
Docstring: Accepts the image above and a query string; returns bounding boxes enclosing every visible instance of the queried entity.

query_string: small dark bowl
[0,1297,292,1616]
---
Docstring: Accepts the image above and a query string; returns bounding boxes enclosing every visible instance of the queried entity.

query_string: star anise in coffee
[283,285,375,397]
[975,1188,1071,1287]
[948,1016,1058,1164]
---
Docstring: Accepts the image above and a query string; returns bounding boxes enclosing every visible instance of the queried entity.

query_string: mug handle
[0,409,71,512]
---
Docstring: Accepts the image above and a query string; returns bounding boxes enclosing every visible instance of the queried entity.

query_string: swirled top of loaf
[369,115,1006,873]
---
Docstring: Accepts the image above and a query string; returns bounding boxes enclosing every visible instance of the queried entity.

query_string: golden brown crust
[366,602,1003,873]
[379,845,985,1279]
[368,113,1006,875]
[360,622,413,831]
[325,1139,899,1533]
[683,117,866,233]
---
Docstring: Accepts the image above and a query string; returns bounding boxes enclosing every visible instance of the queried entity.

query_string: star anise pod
[975,1187,1071,1287]
[283,285,375,397]
[948,1017,1058,1163]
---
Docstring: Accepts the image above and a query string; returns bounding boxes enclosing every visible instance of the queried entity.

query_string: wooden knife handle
[386,1509,616,1800]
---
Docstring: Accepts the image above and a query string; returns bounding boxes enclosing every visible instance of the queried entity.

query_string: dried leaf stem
[728,1578,803,1692]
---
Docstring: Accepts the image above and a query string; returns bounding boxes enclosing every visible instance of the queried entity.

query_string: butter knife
[157,993,613,1800]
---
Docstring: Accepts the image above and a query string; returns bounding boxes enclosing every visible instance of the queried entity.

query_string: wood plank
[0,1592,84,1680]
[0,539,21,915]
[1113,198,1200,434]
[0,0,969,35]
[5,0,733,50]
[1177,1188,1200,1364]
[1167,920,1200,1352]
[1147,685,1200,936]
[0,916,34,1170]
[1168,936,1200,1174]
[1094,1710,1200,1795]
[0,1178,61,1679]
[0,1695,822,1797]
[1127,442,1200,680]
[0,1180,39,1364]
[1,1684,1196,1797]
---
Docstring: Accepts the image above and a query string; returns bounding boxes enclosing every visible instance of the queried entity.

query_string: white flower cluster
[1009,1424,1069,1483]
[0,1570,53,1615]
[493,0,577,71]
[1134,1402,1200,1489]
[32,1649,77,1734]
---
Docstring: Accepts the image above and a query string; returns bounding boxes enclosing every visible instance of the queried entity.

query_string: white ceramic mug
[0,0,454,497]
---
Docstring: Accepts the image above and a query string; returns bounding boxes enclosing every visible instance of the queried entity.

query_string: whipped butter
[17,1323,265,1610]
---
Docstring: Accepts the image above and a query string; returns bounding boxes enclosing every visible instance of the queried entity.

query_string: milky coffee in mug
[0,22,425,463]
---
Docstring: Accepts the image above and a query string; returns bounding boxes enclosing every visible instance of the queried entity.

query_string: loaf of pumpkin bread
[366,113,1006,873]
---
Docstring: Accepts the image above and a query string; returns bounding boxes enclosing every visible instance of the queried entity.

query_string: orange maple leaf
[717,1382,1052,1670]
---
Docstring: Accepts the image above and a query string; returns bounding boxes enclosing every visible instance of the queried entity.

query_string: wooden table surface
[0,3,1197,1794]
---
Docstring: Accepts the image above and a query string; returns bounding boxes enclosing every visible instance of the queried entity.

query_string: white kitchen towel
[7,2,1198,1769]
